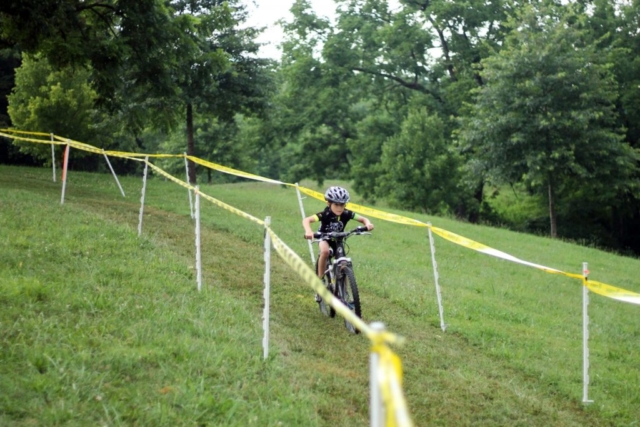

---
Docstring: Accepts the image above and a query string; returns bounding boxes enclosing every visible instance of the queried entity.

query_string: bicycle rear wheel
[338,266,361,334]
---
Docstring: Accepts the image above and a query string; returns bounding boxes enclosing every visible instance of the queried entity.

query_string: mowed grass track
[1,164,639,426]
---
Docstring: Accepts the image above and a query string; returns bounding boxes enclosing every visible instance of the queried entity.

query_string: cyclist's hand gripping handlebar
[312,226,371,241]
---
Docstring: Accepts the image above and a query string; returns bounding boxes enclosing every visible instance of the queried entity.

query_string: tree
[276,0,513,216]
[2,0,271,180]
[580,0,640,253]
[378,107,463,214]
[7,55,108,162]
[458,4,639,237]
[0,0,177,107]
[274,0,361,184]
[122,0,271,184]
[348,105,401,202]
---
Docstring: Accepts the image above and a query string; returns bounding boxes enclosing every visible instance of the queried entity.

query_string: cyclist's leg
[315,241,331,304]
[317,240,330,280]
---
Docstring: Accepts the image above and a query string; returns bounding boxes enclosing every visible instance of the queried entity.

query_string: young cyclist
[303,186,374,302]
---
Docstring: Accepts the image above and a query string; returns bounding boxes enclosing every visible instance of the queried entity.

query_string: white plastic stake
[185,153,194,219]
[428,223,446,332]
[295,183,315,265]
[370,321,385,427]
[50,134,56,182]
[102,149,125,197]
[262,216,272,360]
[195,186,202,292]
[137,157,149,236]
[60,142,70,205]
[582,262,594,404]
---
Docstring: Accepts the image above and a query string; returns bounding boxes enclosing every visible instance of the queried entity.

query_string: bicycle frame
[313,226,370,332]
[322,241,352,284]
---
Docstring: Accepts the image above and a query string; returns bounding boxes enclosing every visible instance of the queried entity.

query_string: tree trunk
[455,180,484,222]
[469,180,484,223]
[548,182,557,238]
[186,102,196,184]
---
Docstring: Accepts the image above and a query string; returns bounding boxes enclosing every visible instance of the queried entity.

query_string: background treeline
[1,0,639,255]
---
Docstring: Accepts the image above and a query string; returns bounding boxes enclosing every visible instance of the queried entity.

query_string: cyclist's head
[324,186,350,204]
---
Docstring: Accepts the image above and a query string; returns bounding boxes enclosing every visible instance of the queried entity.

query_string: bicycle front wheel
[338,266,361,334]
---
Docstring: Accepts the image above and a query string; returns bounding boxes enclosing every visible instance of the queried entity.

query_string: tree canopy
[458,4,639,237]
[3,0,640,254]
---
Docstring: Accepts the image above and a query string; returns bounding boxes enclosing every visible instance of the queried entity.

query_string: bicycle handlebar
[312,226,371,241]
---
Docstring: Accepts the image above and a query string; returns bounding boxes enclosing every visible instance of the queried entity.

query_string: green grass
[2,164,640,426]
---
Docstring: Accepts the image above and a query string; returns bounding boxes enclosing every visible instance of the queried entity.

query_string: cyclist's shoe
[315,293,322,303]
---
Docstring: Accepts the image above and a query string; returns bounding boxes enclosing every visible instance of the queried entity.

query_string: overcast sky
[242,0,337,59]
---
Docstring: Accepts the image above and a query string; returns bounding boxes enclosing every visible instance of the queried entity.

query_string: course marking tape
[0,131,65,145]
[4,129,639,306]
[265,226,409,423]
[189,156,286,185]
[0,131,414,423]
[144,160,265,227]
[0,128,51,137]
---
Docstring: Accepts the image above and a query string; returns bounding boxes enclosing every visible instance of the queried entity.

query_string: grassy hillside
[1,164,639,426]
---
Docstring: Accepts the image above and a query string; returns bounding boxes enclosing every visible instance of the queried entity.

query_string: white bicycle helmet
[324,186,350,204]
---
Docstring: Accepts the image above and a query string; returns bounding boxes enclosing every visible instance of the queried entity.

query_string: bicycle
[313,226,371,334]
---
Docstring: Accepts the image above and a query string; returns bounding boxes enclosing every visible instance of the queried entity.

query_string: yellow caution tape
[144,157,413,334]
[429,226,564,274]
[0,128,52,137]
[189,156,286,185]
[144,160,265,227]
[295,186,428,227]
[107,151,180,159]
[294,186,326,201]
[585,280,640,304]
[0,131,62,145]
[6,129,640,306]
[3,131,413,424]
[267,227,410,424]
[293,185,640,305]
[428,226,640,305]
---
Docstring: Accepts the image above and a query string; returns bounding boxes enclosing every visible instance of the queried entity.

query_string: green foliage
[458,4,639,235]
[378,108,463,215]
[273,0,514,215]
[1,0,272,178]
[7,56,110,161]
[348,107,400,202]
[0,0,179,107]
[148,0,271,183]
[152,113,261,183]
[4,0,640,254]
[580,0,640,148]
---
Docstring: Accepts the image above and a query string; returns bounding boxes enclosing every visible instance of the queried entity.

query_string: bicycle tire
[338,266,361,334]
[316,257,336,318]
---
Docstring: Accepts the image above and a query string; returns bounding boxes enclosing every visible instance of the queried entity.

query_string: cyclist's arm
[355,214,374,231]
[303,214,319,239]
